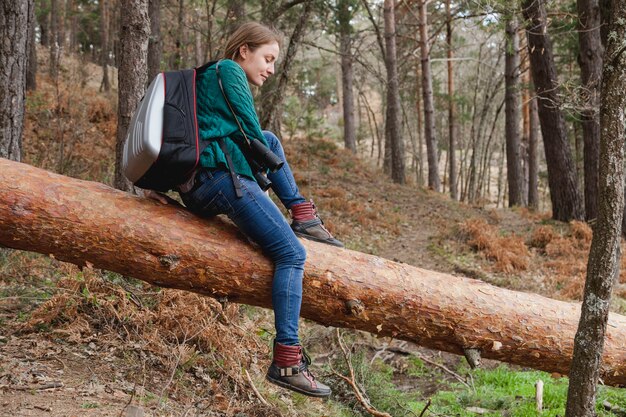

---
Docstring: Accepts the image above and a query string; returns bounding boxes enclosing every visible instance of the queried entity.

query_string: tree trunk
[415,58,425,186]
[148,0,162,80]
[521,56,531,204]
[577,0,603,222]
[259,0,312,134]
[66,0,77,53]
[565,3,626,413]
[2,157,626,386]
[26,0,37,92]
[528,96,540,210]
[446,0,457,200]
[384,0,405,184]
[339,0,357,154]
[225,0,246,35]
[522,0,584,221]
[194,9,203,66]
[418,0,440,191]
[173,0,185,69]
[49,0,59,79]
[1,0,33,162]
[100,0,110,93]
[38,4,49,47]
[504,16,524,207]
[115,0,149,192]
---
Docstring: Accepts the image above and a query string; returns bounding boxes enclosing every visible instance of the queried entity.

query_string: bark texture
[2,158,626,386]
[522,0,584,221]
[100,0,110,92]
[418,0,440,191]
[384,0,405,184]
[446,0,457,200]
[504,17,523,207]
[115,0,149,192]
[565,1,626,413]
[528,96,540,210]
[0,0,33,162]
[339,0,357,154]
[576,0,603,221]
[173,0,185,69]
[26,0,36,92]
[49,0,59,79]
[147,0,162,81]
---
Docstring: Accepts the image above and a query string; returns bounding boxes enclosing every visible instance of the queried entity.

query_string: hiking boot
[290,200,344,247]
[266,341,332,398]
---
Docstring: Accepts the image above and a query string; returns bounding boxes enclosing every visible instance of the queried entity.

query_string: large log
[1,157,626,386]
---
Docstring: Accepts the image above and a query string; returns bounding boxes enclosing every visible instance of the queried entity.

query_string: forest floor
[2,54,626,416]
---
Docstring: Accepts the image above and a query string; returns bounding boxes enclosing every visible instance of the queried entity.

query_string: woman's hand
[143,189,169,205]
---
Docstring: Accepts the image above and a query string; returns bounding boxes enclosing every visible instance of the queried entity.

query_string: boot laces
[309,200,322,223]
[300,348,316,381]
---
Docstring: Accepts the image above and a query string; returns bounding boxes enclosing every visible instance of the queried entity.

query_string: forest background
[2,0,626,415]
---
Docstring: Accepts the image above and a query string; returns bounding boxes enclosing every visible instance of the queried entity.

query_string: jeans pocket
[200,190,233,216]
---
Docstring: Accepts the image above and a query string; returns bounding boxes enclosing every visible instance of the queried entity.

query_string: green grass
[408,366,626,417]
[327,342,626,417]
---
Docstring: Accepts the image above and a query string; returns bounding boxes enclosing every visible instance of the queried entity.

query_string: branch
[360,0,386,61]
[332,329,393,417]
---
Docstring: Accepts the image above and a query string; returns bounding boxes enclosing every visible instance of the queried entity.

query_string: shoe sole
[293,231,344,248]
[266,374,331,398]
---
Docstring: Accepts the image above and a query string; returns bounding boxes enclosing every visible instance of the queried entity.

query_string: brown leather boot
[290,200,344,247]
[266,342,332,398]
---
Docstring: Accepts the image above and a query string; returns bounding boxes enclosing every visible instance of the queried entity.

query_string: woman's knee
[262,130,279,143]
[275,236,307,267]
[262,130,282,151]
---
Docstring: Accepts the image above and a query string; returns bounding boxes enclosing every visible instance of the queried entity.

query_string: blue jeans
[180,131,306,346]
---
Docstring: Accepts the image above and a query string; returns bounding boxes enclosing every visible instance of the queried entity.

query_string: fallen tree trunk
[1,158,625,386]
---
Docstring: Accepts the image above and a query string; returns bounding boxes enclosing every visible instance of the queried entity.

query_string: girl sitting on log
[147,22,340,398]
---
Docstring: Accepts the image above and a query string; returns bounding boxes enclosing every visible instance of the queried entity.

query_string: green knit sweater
[196,59,269,181]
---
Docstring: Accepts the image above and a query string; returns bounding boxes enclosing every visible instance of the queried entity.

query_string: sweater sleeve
[216,60,268,146]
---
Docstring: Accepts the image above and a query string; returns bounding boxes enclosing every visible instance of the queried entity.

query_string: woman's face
[235,41,280,87]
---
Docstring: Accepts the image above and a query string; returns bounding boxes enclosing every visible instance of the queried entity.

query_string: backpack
[122,63,214,192]
[122,60,282,195]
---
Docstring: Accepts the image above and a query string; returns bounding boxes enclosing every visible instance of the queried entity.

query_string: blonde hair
[223,22,282,61]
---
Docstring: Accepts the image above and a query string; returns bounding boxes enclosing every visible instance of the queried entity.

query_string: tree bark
[528,96,540,210]
[565,2,626,413]
[37,3,49,47]
[225,0,246,36]
[339,0,357,154]
[66,0,77,53]
[446,0,457,200]
[147,0,162,81]
[26,0,37,92]
[576,0,603,222]
[258,0,312,134]
[2,157,626,386]
[1,0,33,162]
[49,0,59,80]
[173,0,185,69]
[115,0,149,192]
[504,16,524,207]
[418,0,440,191]
[384,0,405,184]
[522,0,584,221]
[100,0,110,93]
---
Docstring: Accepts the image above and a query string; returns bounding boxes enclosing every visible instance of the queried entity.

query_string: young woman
[151,22,340,397]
